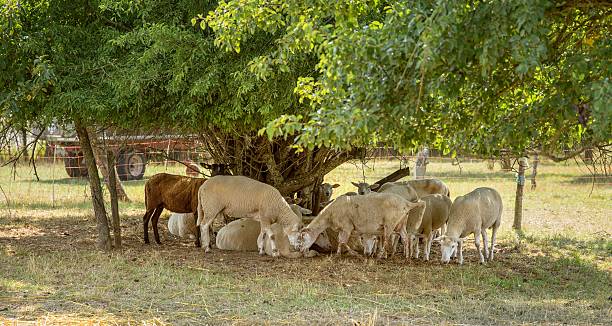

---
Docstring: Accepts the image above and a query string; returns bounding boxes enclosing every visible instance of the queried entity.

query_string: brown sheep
[142,173,206,246]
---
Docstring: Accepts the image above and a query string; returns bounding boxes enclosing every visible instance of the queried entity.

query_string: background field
[1,159,611,325]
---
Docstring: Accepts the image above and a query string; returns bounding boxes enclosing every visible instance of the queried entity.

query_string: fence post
[52,145,57,208]
[513,157,529,245]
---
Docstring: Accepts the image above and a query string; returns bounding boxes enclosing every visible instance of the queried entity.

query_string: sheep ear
[370,183,380,190]
[351,181,359,187]
[299,207,312,215]
[331,183,340,188]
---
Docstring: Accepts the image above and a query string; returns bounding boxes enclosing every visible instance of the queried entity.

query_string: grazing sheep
[215,204,325,258]
[197,175,303,257]
[350,181,380,195]
[167,213,197,239]
[142,173,206,246]
[436,187,502,264]
[414,194,452,261]
[298,193,425,258]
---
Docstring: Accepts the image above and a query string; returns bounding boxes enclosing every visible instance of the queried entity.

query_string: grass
[1,159,611,325]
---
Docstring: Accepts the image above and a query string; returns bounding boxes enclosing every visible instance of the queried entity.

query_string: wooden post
[513,157,529,231]
[107,152,122,249]
[75,120,112,251]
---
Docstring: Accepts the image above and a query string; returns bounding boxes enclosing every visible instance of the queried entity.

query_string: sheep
[297,193,425,259]
[142,173,207,246]
[215,204,327,258]
[197,175,303,257]
[167,213,197,239]
[378,182,424,257]
[413,194,452,261]
[350,181,379,195]
[435,187,502,264]
[394,179,450,198]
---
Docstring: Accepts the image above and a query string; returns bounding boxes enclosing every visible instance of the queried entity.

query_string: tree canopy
[205,0,611,156]
[1,0,610,158]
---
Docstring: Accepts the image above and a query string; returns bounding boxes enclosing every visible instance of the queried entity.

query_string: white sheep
[395,179,451,198]
[320,182,340,203]
[435,187,502,264]
[378,182,423,257]
[414,194,452,261]
[215,204,327,258]
[298,193,425,259]
[167,213,197,239]
[197,175,302,257]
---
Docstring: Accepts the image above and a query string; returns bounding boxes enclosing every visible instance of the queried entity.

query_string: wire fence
[1,143,610,210]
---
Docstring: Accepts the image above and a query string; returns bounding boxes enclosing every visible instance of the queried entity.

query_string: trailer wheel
[116,150,146,181]
[64,151,88,178]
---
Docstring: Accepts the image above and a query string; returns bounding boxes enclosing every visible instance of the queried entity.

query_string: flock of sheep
[144,171,503,265]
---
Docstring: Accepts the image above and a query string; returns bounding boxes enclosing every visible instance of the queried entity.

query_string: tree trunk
[530,154,539,190]
[513,157,528,231]
[21,128,28,162]
[90,134,130,202]
[372,167,411,187]
[107,152,122,249]
[75,120,111,251]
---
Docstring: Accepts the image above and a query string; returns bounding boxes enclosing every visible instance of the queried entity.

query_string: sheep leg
[490,225,498,261]
[151,205,164,245]
[424,232,433,261]
[377,226,392,259]
[337,230,359,256]
[398,227,410,259]
[457,241,464,265]
[474,231,484,264]
[142,208,155,244]
[481,228,489,260]
[414,236,420,259]
[256,228,266,256]
[390,234,399,256]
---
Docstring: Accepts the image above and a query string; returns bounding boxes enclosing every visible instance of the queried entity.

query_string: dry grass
[1,159,611,325]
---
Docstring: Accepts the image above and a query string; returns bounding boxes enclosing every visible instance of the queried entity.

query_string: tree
[205,0,610,158]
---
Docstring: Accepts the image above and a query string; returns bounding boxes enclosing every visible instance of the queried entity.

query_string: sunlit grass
[0,159,611,324]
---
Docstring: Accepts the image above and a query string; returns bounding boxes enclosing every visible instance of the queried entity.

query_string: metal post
[52,145,57,208]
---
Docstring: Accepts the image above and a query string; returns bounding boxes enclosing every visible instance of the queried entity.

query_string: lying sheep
[167,213,197,239]
[215,204,327,258]
[298,193,425,258]
[350,181,379,195]
[197,175,303,257]
[414,194,452,261]
[142,173,206,246]
[436,187,502,264]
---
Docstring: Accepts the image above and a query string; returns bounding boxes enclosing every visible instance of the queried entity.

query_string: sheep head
[296,227,318,253]
[351,182,379,195]
[360,234,379,257]
[434,235,465,263]
[320,183,340,201]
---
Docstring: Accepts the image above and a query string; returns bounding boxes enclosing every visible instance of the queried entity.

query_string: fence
[1,143,610,210]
